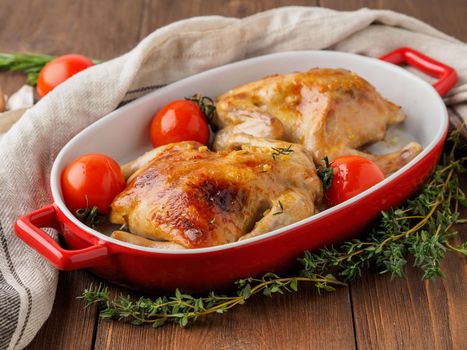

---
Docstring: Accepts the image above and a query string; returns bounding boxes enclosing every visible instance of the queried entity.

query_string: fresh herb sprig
[317,156,334,191]
[186,94,216,128]
[75,198,107,230]
[271,145,294,160]
[80,129,466,328]
[0,52,54,85]
[81,272,345,328]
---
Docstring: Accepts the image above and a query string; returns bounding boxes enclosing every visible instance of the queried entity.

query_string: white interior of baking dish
[50,50,448,253]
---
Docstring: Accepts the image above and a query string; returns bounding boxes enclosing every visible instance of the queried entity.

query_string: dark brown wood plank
[138,0,316,35]
[350,229,467,350]
[25,271,100,350]
[0,0,145,59]
[0,73,25,98]
[94,285,356,350]
[320,0,467,41]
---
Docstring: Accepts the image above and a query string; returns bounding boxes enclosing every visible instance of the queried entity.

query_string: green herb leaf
[317,156,334,191]
[271,145,294,160]
[185,94,217,130]
[75,197,107,229]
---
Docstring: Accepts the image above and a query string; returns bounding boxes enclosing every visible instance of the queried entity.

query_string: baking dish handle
[14,205,108,270]
[379,47,457,97]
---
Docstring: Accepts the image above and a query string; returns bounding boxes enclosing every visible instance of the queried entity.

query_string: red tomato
[150,100,210,147]
[61,154,125,214]
[325,155,385,206]
[37,54,93,97]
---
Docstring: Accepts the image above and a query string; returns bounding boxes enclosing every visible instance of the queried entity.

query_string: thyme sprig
[271,145,294,160]
[80,129,466,328]
[75,198,107,230]
[185,94,216,127]
[317,156,334,191]
[81,272,345,328]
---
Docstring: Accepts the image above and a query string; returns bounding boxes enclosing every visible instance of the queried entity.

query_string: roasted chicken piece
[110,140,322,248]
[213,68,422,175]
[111,230,185,249]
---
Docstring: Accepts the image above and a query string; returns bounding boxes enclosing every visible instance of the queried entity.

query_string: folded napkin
[0,6,466,349]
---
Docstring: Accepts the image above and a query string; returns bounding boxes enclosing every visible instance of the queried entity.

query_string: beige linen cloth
[0,6,466,349]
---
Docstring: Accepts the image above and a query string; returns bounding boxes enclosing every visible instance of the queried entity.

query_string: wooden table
[0,1,465,349]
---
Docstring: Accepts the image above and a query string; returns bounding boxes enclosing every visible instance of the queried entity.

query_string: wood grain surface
[0,1,464,349]
[94,287,356,350]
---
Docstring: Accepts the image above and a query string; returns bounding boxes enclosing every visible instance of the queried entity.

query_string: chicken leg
[110,140,322,248]
[213,68,423,175]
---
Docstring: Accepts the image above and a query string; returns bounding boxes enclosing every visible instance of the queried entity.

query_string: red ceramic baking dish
[15,48,457,292]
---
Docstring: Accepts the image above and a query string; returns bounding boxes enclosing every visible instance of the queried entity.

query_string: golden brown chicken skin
[110,140,322,248]
[213,68,422,175]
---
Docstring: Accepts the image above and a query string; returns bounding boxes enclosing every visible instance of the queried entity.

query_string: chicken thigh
[110,140,322,248]
[213,68,422,174]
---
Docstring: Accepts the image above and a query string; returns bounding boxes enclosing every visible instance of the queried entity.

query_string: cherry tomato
[61,154,125,214]
[150,100,210,147]
[37,54,93,97]
[325,155,385,206]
